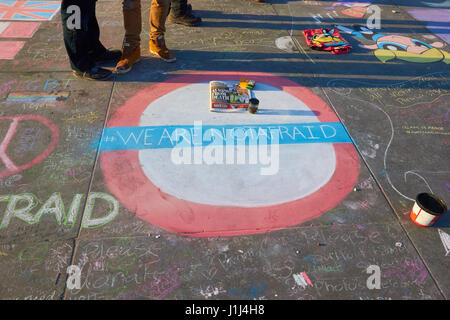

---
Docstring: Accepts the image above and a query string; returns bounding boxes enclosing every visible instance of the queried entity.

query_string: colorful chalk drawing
[0,114,59,178]
[0,1,61,21]
[293,272,314,289]
[0,40,24,59]
[325,1,375,18]
[0,1,61,59]
[336,25,450,64]
[0,192,119,229]
[99,71,359,237]
[0,21,39,37]
[326,73,450,202]
[422,0,450,8]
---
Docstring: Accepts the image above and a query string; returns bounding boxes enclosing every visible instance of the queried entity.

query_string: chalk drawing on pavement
[100,71,360,237]
[0,114,59,178]
[326,74,449,202]
[0,1,61,21]
[336,25,450,64]
[0,1,61,59]
[407,8,450,45]
[0,192,119,229]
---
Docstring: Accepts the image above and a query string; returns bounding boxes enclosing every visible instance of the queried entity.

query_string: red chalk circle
[0,114,59,178]
[101,71,360,237]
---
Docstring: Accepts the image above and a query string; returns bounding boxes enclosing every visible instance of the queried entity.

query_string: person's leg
[61,0,95,72]
[86,2,106,55]
[115,0,142,73]
[61,0,112,80]
[86,2,122,63]
[149,0,170,42]
[168,0,201,27]
[170,0,187,17]
[149,0,176,62]
[122,0,142,48]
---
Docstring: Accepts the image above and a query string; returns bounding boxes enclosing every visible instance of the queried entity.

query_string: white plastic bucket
[410,193,447,227]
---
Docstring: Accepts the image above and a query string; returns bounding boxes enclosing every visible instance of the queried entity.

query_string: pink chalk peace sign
[0,114,59,178]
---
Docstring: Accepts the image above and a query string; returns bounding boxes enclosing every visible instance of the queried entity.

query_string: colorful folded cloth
[302,28,352,54]
[239,78,256,90]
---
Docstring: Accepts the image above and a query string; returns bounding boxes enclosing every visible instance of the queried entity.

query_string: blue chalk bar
[97,122,352,151]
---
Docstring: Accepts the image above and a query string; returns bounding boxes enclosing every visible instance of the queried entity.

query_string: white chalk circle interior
[138,82,336,207]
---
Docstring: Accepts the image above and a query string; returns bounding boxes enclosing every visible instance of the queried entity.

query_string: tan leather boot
[149,0,176,62]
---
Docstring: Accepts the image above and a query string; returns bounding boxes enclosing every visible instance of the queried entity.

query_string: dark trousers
[61,0,107,72]
[170,0,188,17]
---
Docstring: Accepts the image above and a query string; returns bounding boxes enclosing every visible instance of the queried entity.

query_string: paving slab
[0,0,127,73]
[66,223,443,300]
[322,71,450,297]
[283,0,450,298]
[0,239,73,300]
[0,72,113,245]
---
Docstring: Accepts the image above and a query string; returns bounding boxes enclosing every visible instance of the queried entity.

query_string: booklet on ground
[209,81,252,112]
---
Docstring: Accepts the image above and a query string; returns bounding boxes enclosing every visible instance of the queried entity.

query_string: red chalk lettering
[43,79,59,91]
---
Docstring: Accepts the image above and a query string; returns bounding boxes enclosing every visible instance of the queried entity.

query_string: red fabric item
[302,28,351,54]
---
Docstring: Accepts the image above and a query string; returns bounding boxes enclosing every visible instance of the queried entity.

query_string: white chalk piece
[410,193,447,227]
[248,98,259,114]
[275,36,298,53]
[138,82,337,207]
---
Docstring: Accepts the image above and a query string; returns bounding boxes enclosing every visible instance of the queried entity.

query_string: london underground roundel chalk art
[100,72,359,237]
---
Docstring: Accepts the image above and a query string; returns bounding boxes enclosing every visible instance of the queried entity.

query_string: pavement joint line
[61,81,117,300]
[271,2,316,64]
[61,220,428,242]
[0,71,72,74]
[0,0,448,299]
[320,88,447,300]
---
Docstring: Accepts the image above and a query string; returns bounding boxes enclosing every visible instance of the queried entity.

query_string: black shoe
[72,66,113,81]
[168,7,202,26]
[91,49,122,64]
